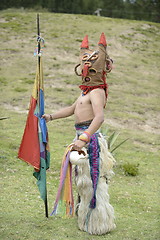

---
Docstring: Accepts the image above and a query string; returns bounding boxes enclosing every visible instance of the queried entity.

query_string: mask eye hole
[82,53,90,61]
[82,55,88,61]
[89,68,97,75]
[90,55,98,61]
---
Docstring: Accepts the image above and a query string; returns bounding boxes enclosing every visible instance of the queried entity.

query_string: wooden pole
[37,13,49,218]
[37,14,40,71]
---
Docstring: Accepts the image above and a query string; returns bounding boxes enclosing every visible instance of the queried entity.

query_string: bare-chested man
[42,88,106,151]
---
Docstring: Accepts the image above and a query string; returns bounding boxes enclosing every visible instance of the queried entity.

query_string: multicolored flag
[18,38,50,214]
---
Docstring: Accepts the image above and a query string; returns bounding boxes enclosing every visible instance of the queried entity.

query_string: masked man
[42,33,116,235]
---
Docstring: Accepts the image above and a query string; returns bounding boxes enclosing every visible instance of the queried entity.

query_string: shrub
[122,162,139,176]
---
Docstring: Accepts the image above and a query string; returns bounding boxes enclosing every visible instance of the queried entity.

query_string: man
[42,33,116,235]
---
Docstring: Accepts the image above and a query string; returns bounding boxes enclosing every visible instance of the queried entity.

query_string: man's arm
[86,88,105,135]
[42,100,77,122]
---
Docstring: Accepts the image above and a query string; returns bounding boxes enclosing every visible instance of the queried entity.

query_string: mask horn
[98,32,107,47]
[81,35,89,49]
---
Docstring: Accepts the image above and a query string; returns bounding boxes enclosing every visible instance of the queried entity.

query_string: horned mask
[75,33,112,88]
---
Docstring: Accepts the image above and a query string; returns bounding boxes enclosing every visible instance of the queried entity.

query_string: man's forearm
[87,115,104,135]
[50,105,75,120]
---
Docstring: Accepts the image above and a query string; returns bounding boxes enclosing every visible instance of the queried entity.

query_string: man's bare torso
[74,89,106,124]
[74,93,94,123]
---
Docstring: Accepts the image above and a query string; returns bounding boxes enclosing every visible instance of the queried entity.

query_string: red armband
[79,131,91,143]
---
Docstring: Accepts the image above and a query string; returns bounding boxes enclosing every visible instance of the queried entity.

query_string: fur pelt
[70,134,116,235]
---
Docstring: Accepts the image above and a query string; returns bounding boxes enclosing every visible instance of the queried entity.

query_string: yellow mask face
[75,33,112,86]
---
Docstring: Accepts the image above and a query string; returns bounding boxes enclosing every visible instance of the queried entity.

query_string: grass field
[0,8,160,240]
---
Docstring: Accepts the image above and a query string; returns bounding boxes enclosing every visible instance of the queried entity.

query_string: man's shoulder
[90,88,106,96]
[89,88,106,107]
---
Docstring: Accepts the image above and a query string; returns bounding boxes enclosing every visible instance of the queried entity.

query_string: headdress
[75,33,113,97]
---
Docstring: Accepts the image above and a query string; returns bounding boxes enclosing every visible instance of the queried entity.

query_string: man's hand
[42,114,51,123]
[72,139,86,152]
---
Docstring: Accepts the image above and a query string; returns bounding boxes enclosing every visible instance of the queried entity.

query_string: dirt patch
[105,114,160,135]
[0,18,9,23]
[4,103,28,114]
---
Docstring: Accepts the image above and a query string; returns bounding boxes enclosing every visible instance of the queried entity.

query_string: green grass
[0,8,160,240]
